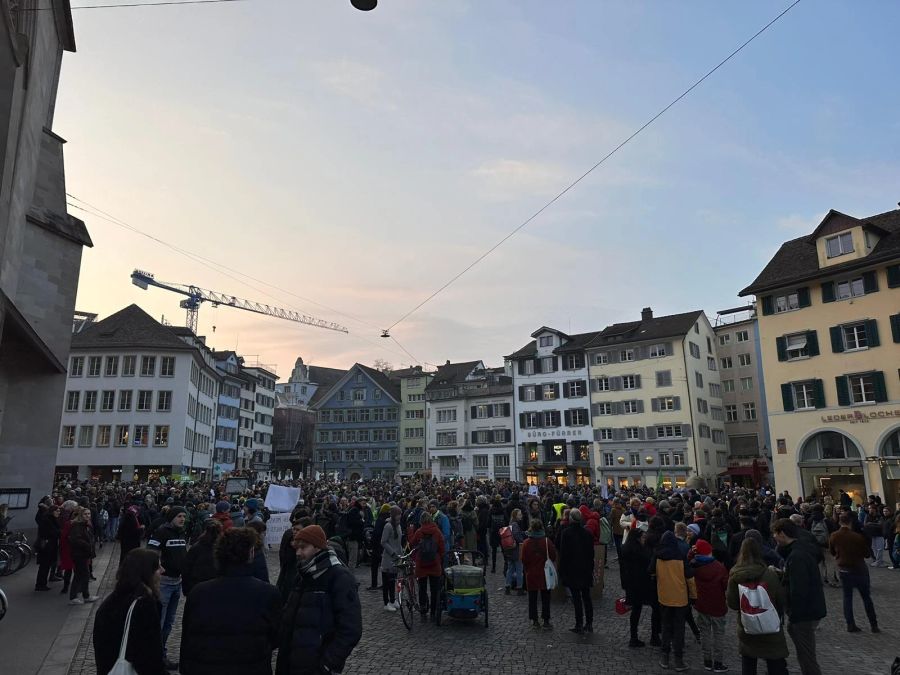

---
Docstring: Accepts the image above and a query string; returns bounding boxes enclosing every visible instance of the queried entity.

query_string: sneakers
[713,663,729,673]
[68,598,84,605]
[659,653,670,670]
[673,656,688,672]
[84,596,99,603]
[384,603,397,612]
[704,660,713,671]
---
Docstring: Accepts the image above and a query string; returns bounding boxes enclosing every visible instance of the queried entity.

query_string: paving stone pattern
[68,546,899,674]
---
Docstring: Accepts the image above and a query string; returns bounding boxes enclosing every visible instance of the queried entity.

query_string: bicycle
[395,548,419,630]
[0,532,32,573]
[0,549,11,577]
[0,584,7,622]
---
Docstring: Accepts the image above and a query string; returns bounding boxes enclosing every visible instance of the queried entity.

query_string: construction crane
[130,269,349,335]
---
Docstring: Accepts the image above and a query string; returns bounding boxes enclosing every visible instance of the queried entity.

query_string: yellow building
[740,208,900,507]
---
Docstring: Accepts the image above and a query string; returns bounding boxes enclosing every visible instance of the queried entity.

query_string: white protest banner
[265,512,292,547]
[264,484,301,513]
[528,485,539,496]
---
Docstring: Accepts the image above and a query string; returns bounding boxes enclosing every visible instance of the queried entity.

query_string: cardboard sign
[265,512,292,547]
[264,484,301,513]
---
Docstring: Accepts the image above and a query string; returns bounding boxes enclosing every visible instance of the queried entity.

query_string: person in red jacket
[691,539,729,672]
[521,520,558,630]
[408,512,445,621]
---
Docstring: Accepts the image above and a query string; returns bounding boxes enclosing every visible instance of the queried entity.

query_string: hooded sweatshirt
[654,530,696,607]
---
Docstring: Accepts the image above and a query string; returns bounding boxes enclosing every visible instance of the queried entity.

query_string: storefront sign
[526,429,585,439]
[821,409,900,424]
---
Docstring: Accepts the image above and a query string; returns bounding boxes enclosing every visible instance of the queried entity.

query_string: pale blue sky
[59,0,900,376]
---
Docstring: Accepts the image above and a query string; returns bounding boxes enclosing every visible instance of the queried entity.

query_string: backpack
[499,526,516,550]
[418,533,437,564]
[599,516,612,546]
[738,581,781,635]
[811,519,829,546]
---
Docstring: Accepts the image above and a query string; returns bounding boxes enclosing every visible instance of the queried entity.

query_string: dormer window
[825,232,854,258]
[538,336,553,347]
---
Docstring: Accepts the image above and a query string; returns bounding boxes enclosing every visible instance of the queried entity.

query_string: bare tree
[373,358,393,375]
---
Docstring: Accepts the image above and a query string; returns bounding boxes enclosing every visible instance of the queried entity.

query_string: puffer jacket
[579,506,600,544]
[691,555,728,617]
[521,534,557,591]
[409,522,445,578]
[780,537,826,622]
[726,561,788,660]
[654,531,696,607]
[69,522,95,561]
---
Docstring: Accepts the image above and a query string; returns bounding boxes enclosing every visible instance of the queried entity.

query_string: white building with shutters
[506,328,597,485]
[586,308,726,491]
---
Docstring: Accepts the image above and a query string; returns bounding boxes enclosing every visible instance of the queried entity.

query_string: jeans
[630,600,661,641]
[787,620,821,675]
[695,612,726,663]
[505,559,522,589]
[741,655,789,675]
[159,577,182,653]
[660,604,687,657]
[417,575,441,616]
[106,516,119,542]
[838,568,877,627]
[69,558,90,600]
[819,548,838,583]
[490,543,499,571]
[569,587,593,627]
[871,536,886,565]
[476,534,488,563]
[528,589,551,622]
[382,572,396,605]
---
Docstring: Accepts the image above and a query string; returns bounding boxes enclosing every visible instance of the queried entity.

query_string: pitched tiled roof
[585,312,703,349]
[740,208,900,296]
[71,304,194,351]
[357,363,401,400]
[306,366,349,407]
[425,360,483,390]
[505,330,603,359]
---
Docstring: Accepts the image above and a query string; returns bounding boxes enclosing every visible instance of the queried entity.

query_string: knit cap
[294,525,328,551]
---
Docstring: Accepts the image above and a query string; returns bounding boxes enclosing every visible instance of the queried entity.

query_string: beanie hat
[687,523,701,537]
[245,498,259,512]
[216,500,230,513]
[166,507,187,522]
[294,525,328,551]
[694,539,713,556]
[379,504,391,515]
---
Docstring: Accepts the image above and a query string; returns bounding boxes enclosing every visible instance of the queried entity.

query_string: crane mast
[130,269,349,334]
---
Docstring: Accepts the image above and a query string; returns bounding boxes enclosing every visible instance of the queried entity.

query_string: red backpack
[499,525,516,550]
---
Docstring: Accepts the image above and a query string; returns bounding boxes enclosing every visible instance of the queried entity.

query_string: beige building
[395,366,433,476]
[586,308,726,491]
[740,208,900,506]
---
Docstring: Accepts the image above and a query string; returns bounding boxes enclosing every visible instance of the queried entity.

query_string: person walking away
[180,527,282,675]
[488,497,505,573]
[691,539,729,672]
[654,530,696,672]
[380,506,403,612]
[369,504,389,591]
[246,520,270,583]
[559,509,594,633]
[862,504,885,567]
[147,507,188,670]
[408,512,445,620]
[35,504,61,591]
[93,549,167,675]
[829,513,879,633]
[58,500,77,594]
[620,525,660,647]
[771,518,826,675]
[521,520,557,630]
[809,506,838,586]
[118,504,145,564]
[68,507,99,604]
[181,519,222,597]
[502,509,526,595]
[726,538,789,675]
[277,525,362,675]
[475,496,491,563]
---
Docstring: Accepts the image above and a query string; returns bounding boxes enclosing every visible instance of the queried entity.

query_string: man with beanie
[213,500,234,530]
[244,498,264,525]
[148,506,188,670]
[278,525,362,674]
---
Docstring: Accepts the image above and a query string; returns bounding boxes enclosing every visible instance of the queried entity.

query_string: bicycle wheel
[17,544,32,570]
[0,550,11,577]
[0,587,7,622]
[398,579,414,630]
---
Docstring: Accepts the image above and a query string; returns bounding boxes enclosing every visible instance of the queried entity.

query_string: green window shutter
[821,281,836,303]
[813,379,826,409]
[887,264,900,289]
[835,376,851,406]
[891,313,900,343]
[806,330,820,356]
[797,286,811,308]
[873,371,888,403]
[830,326,844,353]
[781,383,795,412]
[865,319,880,348]
[776,336,787,362]
[761,296,774,316]
[862,271,878,294]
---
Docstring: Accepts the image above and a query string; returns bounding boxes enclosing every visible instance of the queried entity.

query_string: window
[736,330,749,343]
[87,356,102,377]
[704,450,710,465]
[157,391,172,412]
[594,353,608,365]
[656,425,683,438]
[437,409,456,423]
[345,430,356,443]
[713,430,726,444]
[596,377,610,391]
[99,390,114,412]
[140,356,156,377]
[540,356,556,372]
[649,344,667,358]
[65,390,80,412]
[104,356,119,377]
[707,357,716,371]
[137,390,153,412]
[436,431,457,446]
[720,357,733,369]
[598,428,613,441]
[564,354,583,370]
[711,407,724,421]
[835,277,866,300]
[474,430,490,444]
[725,405,738,422]
[359,409,370,422]
[374,390,382,400]
[689,342,700,359]
[785,333,809,360]
[97,425,111,447]
[626,427,640,440]
[370,409,381,422]
[696,398,709,414]
[133,425,149,447]
[623,400,639,414]
[542,411,560,427]
[570,409,587,426]
[69,356,84,377]
[743,402,757,421]
[118,390,132,411]
[474,455,489,469]
[656,370,672,387]
[539,336,553,347]
[793,382,816,410]
[659,397,675,412]
[620,349,634,362]
[596,402,612,416]
[160,356,175,377]
[567,380,585,397]
[115,425,130,447]
[775,293,799,313]
[405,409,424,420]
[405,428,424,439]
[849,374,876,404]
[826,232,854,258]
[718,334,731,346]
[603,452,614,467]
[523,386,536,402]
[83,391,97,412]
[629,452,640,467]
[699,424,711,438]
[842,323,868,351]
[61,426,76,447]
[542,384,557,401]
[386,407,398,421]
[738,353,752,367]
[523,360,535,375]
[622,375,637,390]
[122,355,136,377]
[149,425,168,447]
[660,453,672,466]
[673,452,686,466]
[353,388,366,401]
[740,377,753,391]
[695,372,703,388]
[723,379,735,393]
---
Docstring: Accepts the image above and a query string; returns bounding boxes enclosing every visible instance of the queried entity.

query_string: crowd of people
[23,476,899,675]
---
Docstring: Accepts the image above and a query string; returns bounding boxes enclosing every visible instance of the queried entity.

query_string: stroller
[435,549,489,627]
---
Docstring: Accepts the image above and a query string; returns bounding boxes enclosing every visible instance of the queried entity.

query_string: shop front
[797,430,867,504]
[603,470,690,492]
[719,458,769,488]
[133,465,173,482]
[878,426,900,507]
[89,466,123,482]
[520,440,590,485]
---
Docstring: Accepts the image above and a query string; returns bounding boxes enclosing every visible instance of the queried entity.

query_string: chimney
[445,360,451,366]
[641,307,653,321]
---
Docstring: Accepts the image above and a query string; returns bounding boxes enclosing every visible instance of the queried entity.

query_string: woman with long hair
[182,519,223,596]
[379,505,403,612]
[68,507,98,604]
[93,548,166,675]
[504,508,525,595]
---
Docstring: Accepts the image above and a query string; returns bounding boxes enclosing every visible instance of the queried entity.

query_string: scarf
[298,548,343,580]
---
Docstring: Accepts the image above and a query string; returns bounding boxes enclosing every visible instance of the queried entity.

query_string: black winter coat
[620,535,656,606]
[780,538,827,623]
[277,556,362,675]
[559,523,594,589]
[181,538,217,596]
[37,511,60,563]
[93,592,166,675]
[179,567,282,675]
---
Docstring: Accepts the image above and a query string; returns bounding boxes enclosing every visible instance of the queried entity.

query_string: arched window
[881,429,900,457]
[800,431,861,461]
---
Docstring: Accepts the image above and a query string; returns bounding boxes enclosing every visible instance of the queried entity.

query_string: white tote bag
[109,598,140,675]
[543,537,558,590]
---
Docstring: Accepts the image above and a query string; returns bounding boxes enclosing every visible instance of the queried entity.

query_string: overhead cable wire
[384,0,802,334]
[23,0,248,10]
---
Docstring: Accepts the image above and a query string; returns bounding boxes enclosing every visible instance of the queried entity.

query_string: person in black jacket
[620,524,660,648]
[368,505,389,590]
[559,509,594,634]
[181,519,222,596]
[180,527,282,675]
[277,525,362,675]
[68,507,98,604]
[93,548,166,675]
[118,505,145,564]
[35,504,61,591]
[147,507,188,669]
